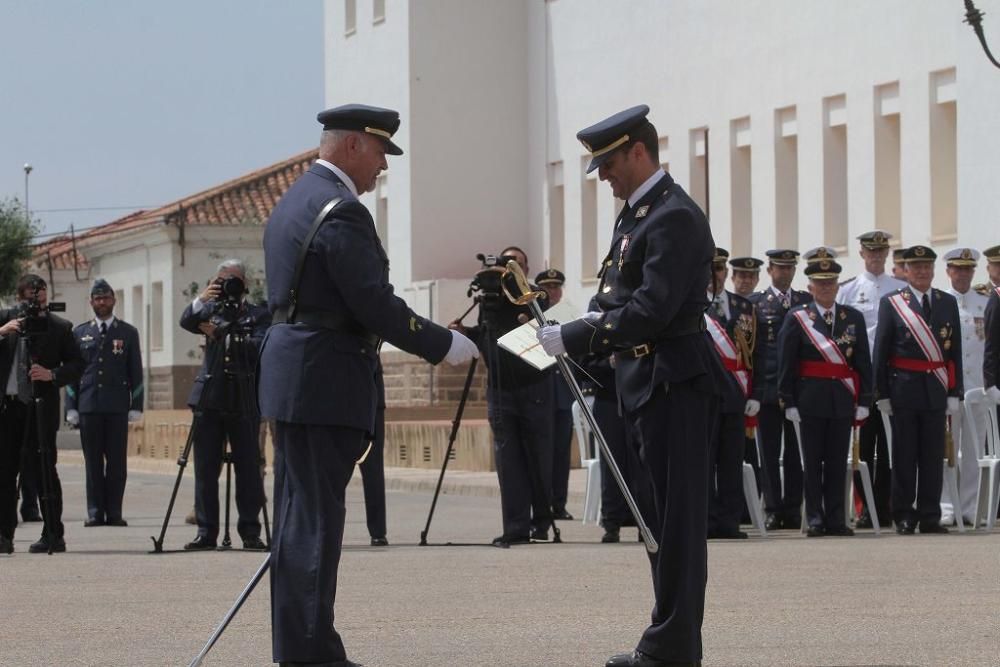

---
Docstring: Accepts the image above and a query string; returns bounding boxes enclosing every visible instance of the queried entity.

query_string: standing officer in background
[940,248,989,525]
[180,260,270,552]
[837,231,904,528]
[537,105,725,667]
[0,275,83,554]
[705,248,757,539]
[729,256,763,299]
[974,244,1000,294]
[65,279,143,527]
[891,248,909,282]
[873,246,963,535]
[537,268,574,520]
[751,248,812,530]
[260,104,477,666]
[779,259,872,537]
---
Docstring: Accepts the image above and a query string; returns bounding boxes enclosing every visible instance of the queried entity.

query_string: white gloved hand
[65,409,79,426]
[444,329,479,365]
[876,398,893,416]
[784,407,801,423]
[986,386,1000,405]
[946,396,961,416]
[744,399,761,417]
[854,406,870,422]
[127,410,143,423]
[536,324,566,356]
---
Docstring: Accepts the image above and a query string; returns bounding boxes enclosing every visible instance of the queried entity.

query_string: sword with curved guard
[502,260,658,553]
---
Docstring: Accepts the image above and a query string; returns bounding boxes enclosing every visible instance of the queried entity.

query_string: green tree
[0,198,38,297]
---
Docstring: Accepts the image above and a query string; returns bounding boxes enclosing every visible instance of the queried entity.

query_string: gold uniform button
[606,260,613,266]
[602,285,612,293]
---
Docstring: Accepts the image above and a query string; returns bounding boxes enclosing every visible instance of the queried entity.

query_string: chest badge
[618,234,632,270]
[81,335,94,343]
[112,339,125,355]
[634,205,649,219]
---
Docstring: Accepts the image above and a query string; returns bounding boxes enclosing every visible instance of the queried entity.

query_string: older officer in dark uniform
[751,249,813,530]
[873,245,963,534]
[180,260,270,551]
[0,275,83,554]
[778,259,872,537]
[260,104,477,666]
[705,248,757,539]
[537,105,725,667]
[65,279,143,527]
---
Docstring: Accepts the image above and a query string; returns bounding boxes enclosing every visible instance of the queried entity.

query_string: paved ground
[2,453,999,666]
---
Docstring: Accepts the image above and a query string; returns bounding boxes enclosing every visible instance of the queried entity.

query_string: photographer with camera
[0,274,83,554]
[180,259,270,552]
[451,246,556,546]
[65,279,143,527]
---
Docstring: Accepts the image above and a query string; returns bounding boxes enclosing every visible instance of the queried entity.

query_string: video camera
[17,278,66,336]
[468,252,522,312]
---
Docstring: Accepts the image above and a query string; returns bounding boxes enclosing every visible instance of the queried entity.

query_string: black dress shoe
[895,520,915,535]
[0,535,13,554]
[530,528,549,541]
[106,518,128,527]
[918,522,949,534]
[21,512,43,523]
[826,525,855,537]
[84,518,105,527]
[29,537,66,553]
[552,508,574,520]
[764,513,782,530]
[491,534,530,546]
[370,536,389,547]
[242,536,268,551]
[601,527,621,543]
[806,525,825,537]
[279,661,365,666]
[605,649,701,666]
[783,515,802,530]
[184,535,218,550]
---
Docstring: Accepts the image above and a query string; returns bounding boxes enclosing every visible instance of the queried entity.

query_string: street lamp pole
[23,163,33,222]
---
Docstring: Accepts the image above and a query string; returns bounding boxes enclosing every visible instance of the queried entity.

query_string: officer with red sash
[778,259,872,536]
[873,245,964,534]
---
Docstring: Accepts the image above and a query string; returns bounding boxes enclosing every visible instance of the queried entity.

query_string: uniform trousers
[594,393,641,529]
[891,408,945,526]
[708,411,745,534]
[270,421,367,663]
[192,410,264,541]
[550,405,574,513]
[633,382,717,664]
[486,376,554,538]
[854,415,891,521]
[79,412,129,522]
[799,415,851,529]
[756,402,803,520]
[358,407,386,539]
[0,396,63,540]
[940,398,986,522]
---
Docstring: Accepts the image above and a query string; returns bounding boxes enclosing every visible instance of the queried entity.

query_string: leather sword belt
[616,314,707,359]
[889,356,956,388]
[272,307,380,348]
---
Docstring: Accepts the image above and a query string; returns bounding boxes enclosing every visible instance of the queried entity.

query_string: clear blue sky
[0,0,324,238]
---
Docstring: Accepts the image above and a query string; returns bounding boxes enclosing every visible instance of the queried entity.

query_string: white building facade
[325,0,1000,318]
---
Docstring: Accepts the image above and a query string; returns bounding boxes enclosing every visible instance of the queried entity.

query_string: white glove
[443,329,479,365]
[536,324,566,356]
[127,410,143,423]
[876,398,893,416]
[946,397,961,416]
[583,311,602,321]
[986,386,1000,405]
[784,407,801,423]
[744,399,760,417]
[854,406,869,422]
[65,409,79,426]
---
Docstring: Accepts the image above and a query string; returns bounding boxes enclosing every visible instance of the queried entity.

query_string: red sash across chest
[886,293,954,390]
[792,309,858,401]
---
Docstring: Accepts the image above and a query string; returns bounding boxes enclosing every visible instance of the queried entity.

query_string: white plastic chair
[742,461,767,537]
[843,428,881,535]
[571,398,601,524]
[966,388,1000,530]
[944,415,966,533]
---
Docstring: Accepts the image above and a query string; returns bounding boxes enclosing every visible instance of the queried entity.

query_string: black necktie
[615,202,631,227]
[921,293,931,319]
[100,321,108,337]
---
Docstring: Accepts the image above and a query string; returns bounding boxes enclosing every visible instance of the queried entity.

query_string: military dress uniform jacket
[984,287,1000,390]
[873,287,964,410]
[706,291,756,415]
[947,288,989,391]
[180,300,271,412]
[749,287,813,404]
[259,164,452,434]
[777,303,873,419]
[837,271,906,353]
[65,318,143,415]
[560,172,725,411]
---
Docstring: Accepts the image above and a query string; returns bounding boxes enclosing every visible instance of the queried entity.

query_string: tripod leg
[188,554,271,667]
[150,414,199,553]
[220,441,233,550]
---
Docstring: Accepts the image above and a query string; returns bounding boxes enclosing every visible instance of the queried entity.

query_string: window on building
[132,285,144,351]
[930,68,957,241]
[658,136,670,174]
[581,157,598,279]
[774,106,799,251]
[730,117,752,256]
[874,82,901,241]
[373,0,385,23]
[345,0,357,35]
[376,173,388,245]
[548,161,565,272]
[151,281,163,351]
[823,95,848,249]
[688,128,708,216]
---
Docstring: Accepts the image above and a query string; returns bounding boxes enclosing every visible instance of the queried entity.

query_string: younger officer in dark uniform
[778,259,872,536]
[729,256,764,493]
[260,104,477,666]
[537,105,726,667]
[0,275,83,554]
[705,248,757,539]
[537,268,575,520]
[751,249,813,529]
[873,245,964,534]
[65,279,143,526]
[180,260,270,551]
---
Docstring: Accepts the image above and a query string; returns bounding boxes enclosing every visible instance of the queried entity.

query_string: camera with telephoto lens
[17,278,66,336]
[468,252,521,313]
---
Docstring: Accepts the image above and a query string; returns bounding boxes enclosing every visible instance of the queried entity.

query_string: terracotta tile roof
[28,148,319,272]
